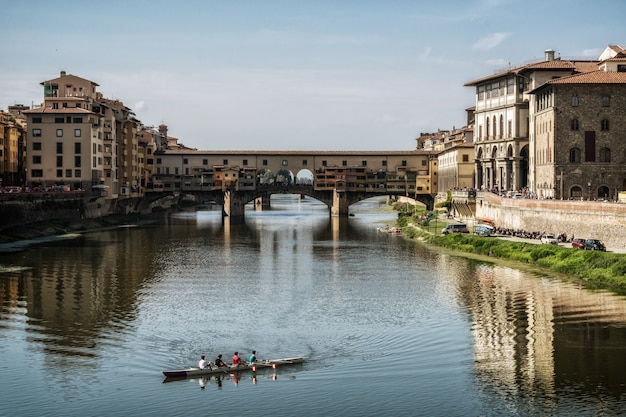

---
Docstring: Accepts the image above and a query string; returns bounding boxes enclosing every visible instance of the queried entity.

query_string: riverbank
[401,222,626,295]
[0,214,158,253]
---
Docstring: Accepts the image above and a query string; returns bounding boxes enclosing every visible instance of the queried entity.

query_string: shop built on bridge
[147,149,437,220]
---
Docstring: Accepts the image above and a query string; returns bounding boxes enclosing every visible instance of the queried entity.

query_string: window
[342,160,347,166]
[223,159,228,165]
[56,142,63,153]
[599,147,611,162]
[54,117,64,123]
[243,159,248,166]
[569,147,581,163]
[362,160,367,166]
[462,154,469,162]
[570,119,579,131]
[75,156,81,167]
[572,95,579,107]
[75,169,81,177]
[421,160,427,166]
[156,158,162,164]
[65,169,72,177]
[585,131,596,162]
[282,160,288,166]
[202,159,208,165]
[601,119,609,131]
[73,117,83,123]
[33,142,42,150]
[183,158,188,164]
[602,96,610,107]
[57,156,63,167]
[322,160,327,167]
[56,169,63,177]
[262,159,268,166]
[402,160,407,166]
[32,117,42,123]
[32,155,41,164]
[302,159,308,166]
[53,103,59,109]
[382,160,387,166]
[56,129,63,137]
[32,129,42,137]
[74,129,81,137]
[31,169,43,177]
[75,143,81,153]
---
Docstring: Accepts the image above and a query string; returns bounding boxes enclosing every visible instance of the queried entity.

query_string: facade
[530,46,626,200]
[22,71,154,199]
[465,49,598,194]
[150,150,437,197]
[0,111,26,187]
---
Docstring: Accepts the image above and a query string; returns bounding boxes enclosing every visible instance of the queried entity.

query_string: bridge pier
[222,190,246,222]
[331,190,349,217]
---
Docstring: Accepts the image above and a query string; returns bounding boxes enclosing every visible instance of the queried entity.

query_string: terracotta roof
[464,58,598,86]
[544,70,626,84]
[23,107,94,114]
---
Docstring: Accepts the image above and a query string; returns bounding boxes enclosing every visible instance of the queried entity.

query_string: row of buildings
[1,44,625,202]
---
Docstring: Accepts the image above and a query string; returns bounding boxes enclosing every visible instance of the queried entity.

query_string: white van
[441,224,469,235]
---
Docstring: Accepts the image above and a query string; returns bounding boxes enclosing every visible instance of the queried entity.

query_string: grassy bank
[400,221,626,295]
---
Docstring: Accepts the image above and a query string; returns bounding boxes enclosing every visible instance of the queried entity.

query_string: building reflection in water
[443,254,626,404]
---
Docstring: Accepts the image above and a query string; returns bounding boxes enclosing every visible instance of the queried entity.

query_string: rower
[198,355,211,370]
[232,351,241,367]
[249,350,257,363]
[214,354,227,368]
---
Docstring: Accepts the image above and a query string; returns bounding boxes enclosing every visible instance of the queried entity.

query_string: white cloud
[472,32,511,50]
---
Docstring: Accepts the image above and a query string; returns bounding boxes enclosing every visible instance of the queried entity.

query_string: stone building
[0,110,26,187]
[465,49,598,194]
[529,46,626,200]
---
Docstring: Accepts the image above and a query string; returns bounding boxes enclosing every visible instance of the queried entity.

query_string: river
[1,195,626,417]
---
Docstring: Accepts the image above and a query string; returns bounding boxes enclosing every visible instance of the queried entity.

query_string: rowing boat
[162,357,304,378]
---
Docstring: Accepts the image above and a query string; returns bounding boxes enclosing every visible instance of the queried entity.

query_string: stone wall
[475,192,626,251]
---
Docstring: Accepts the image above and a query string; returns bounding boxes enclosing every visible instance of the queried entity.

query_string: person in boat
[232,351,241,367]
[249,350,257,363]
[198,355,211,370]
[214,354,227,368]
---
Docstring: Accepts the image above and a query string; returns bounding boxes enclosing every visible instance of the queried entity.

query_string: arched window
[571,95,579,107]
[601,119,610,131]
[570,186,582,199]
[569,147,581,163]
[499,115,504,139]
[570,119,579,131]
[599,147,611,162]
[492,116,497,139]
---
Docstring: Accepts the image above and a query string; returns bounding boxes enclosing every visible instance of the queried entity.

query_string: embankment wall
[475,192,626,251]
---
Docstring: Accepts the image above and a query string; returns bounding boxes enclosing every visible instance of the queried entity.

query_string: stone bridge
[149,184,434,222]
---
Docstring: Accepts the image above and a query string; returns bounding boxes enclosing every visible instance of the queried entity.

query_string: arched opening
[295,169,314,185]
[257,169,275,185]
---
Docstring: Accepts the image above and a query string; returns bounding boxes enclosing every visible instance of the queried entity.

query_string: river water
[1,195,626,417]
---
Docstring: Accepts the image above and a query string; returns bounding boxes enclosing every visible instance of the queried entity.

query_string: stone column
[331,189,349,217]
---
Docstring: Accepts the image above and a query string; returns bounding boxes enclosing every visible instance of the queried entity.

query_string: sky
[1,0,625,151]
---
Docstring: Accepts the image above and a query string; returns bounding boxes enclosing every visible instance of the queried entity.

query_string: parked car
[540,234,558,245]
[441,224,469,235]
[474,225,493,236]
[584,239,606,251]
[571,238,585,249]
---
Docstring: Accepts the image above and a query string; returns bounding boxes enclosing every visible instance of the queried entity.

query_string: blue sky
[1,0,624,150]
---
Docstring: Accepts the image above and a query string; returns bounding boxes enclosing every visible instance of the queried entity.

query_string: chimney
[544,49,555,62]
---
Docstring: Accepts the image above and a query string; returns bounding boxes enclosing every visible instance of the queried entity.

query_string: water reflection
[2,196,626,415]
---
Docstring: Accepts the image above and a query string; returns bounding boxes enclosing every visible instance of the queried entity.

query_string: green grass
[403,225,626,294]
